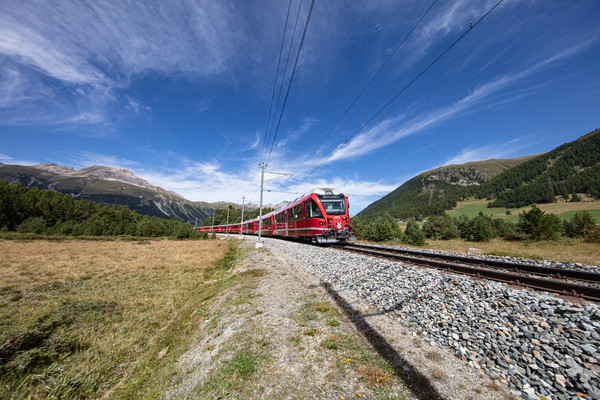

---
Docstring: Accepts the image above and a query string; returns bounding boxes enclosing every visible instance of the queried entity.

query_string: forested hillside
[359,129,600,219]
[0,163,214,224]
[0,181,199,238]
[359,156,536,218]
[479,129,600,208]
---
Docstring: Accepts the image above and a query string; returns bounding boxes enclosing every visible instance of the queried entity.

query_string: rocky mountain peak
[32,163,158,191]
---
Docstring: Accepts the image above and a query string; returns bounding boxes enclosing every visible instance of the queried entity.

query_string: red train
[197,188,355,243]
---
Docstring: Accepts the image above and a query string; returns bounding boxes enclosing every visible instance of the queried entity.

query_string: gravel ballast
[263,238,600,400]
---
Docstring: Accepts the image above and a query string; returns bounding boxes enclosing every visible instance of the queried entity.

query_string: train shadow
[320,281,445,400]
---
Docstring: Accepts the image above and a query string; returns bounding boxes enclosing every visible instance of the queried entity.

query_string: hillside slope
[480,128,600,208]
[359,129,600,219]
[359,155,537,218]
[0,163,216,223]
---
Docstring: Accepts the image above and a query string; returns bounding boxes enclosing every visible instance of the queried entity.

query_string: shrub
[371,213,401,241]
[517,205,561,240]
[563,211,597,239]
[402,219,426,245]
[352,214,401,242]
[467,214,494,242]
[570,193,581,202]
[422,215,459,240]
[491,218,520,240]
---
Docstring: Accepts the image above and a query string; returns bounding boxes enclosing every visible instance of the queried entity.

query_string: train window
[290,204,303,221]
[318,195,346,215]
[308,200,323,218]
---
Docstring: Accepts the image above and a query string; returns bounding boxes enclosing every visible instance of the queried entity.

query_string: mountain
[359,155,537,218]
[480,128,600,208]
[0,163,216,224]
[359,129,600,218]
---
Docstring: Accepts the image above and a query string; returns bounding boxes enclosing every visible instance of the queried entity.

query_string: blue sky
[1,0,599,213]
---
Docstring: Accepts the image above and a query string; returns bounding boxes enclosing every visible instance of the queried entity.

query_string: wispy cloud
[442,135,533,166]
[0,0,243,125]
[71,152,138,170]
[0,153,39,165]
[319,40,592,164]
[133,159,256,203]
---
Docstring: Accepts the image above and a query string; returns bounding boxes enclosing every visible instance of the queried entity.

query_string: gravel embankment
[365,243,600,274]
[264,238,600,400]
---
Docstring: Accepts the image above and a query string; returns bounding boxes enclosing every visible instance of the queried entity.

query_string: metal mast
[257,164,265,245]
[240,196,245,237]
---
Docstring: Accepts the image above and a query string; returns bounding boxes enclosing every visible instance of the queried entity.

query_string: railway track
[332,243,600,302]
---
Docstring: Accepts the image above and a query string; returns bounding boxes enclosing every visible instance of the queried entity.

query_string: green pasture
[447,198,600,222]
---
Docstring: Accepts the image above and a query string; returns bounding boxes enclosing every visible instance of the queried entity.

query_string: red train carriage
[197,188,355,244]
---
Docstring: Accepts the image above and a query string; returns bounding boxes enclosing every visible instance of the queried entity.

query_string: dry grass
[0,239,231,399]
[431,368,445,380]
[0,239,227,288]
[356,364,393,387]
[409,238,599,266]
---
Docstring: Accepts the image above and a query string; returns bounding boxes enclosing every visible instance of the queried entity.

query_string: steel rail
[335,245,600,302]
[347,243,600,282]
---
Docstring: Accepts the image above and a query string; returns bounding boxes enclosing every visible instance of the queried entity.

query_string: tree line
[359,129,600,220]
[478,129,600,208]
[200,205,276,227]
[0,181,200,239]
[352,206,598,243]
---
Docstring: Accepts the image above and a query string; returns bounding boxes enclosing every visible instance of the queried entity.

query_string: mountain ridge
[0,163,266,224]
[359,155,538,218]
[359,129,600,219]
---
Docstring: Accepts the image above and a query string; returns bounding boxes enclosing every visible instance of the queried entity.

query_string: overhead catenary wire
[259,0,294,167]
[260,0,303,166]
[247,0,295,204]
[269,0,440,206]
[298,0,440,168]
[291,0,506,190]
[265,0,316,167]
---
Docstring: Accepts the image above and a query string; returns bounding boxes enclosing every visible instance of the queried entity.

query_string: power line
[265,0,316,167]
[299,0,439,167]
[261,0,303,166]
[291,0,506,189]
[259,0,293,166]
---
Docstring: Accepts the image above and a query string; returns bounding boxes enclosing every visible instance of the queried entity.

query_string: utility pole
[256,164,294,248]
[257,164,265,246]
[240,196,245,238]
[226,206,230,234]
[211,210,215,233]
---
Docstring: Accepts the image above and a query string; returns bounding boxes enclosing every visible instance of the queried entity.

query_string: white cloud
[442,135,535,166]
[72,152,138,170]
[444,144,511,166]
[0,0,243,125]
[0,154,41,166]
[315,40,592,165]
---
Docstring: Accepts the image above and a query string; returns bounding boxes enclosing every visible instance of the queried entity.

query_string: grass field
[0,238,235,399]
[406,238,599,266]
[446,197,600,222]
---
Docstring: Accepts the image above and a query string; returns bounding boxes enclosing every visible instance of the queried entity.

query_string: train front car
[309,188,355,244]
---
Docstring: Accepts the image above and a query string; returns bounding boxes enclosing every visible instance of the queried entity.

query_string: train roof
[284,188,342,209]
[233,188,343,226]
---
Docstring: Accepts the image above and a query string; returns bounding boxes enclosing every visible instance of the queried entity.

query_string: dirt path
[167,238,511,399]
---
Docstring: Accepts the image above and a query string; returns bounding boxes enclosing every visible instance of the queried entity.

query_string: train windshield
[317,194,346,216]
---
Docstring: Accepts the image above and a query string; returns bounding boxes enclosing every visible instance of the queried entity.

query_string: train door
[299,201,309,237]
[289,203,302,238]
